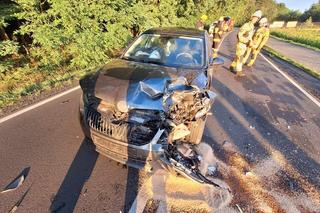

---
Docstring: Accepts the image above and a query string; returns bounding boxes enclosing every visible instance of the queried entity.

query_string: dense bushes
[0,0,288,108]
[10,0,283,70]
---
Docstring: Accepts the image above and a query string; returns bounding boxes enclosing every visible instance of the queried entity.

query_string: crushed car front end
[79,89,166,168]
[79,28,226,186]
[79,61,216,169]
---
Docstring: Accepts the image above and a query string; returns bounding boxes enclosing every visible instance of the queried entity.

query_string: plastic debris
[236,204,243,213]
[139,81,163,98]
[1,167,30,194]
[8,184,32,213]
[245,171,254,177]
[150,129,165,144]
[207,165,217,176]
[171,124,191,140]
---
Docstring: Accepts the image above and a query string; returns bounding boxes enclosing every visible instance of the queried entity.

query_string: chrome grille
[85,108,157,146]
[86,109,129,142]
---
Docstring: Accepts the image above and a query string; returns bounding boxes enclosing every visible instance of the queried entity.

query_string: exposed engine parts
[164,89,213,125]
[116,79,220,187]
[160,143,227,189]
[84,74,220,187]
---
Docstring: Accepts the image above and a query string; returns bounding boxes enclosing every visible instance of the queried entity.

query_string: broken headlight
[128,109,165,125]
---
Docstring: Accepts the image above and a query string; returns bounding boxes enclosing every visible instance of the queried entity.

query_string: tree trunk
[0,25,10,40]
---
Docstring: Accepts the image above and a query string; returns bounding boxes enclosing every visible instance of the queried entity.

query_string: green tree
[300,3,320,22]
[10,0,286,71]
[276,10,302,21]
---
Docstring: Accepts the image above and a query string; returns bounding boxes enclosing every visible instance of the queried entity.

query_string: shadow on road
[212,77,320,190]
[123,167,140,212]
[49,139,142,213]
[50,139,99,213]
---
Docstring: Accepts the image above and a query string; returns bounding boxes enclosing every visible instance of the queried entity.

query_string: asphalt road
[267,36,320,74]
[0,31,319,212]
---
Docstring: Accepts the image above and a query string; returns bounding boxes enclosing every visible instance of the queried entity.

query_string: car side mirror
[210,57,225,66]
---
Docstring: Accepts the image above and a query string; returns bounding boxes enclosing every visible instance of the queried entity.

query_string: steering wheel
[176,52,197,64]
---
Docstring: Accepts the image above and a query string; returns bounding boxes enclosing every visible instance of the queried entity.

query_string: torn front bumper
[90,130,163,168]
[79,105,164,169]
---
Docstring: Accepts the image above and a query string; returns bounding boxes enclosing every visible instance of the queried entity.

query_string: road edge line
[259,53,320,109]
[0,86,81,124]
[263,45,320,79]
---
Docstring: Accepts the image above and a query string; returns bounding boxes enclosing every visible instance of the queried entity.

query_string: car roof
[143,27,205,37]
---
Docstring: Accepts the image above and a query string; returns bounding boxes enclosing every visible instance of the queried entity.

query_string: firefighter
[243,17,270,67]
[195,15,208,30]
[209,17,225,58]
[230,10,262,77]
[229,18,235,32]
[223,16,231,32]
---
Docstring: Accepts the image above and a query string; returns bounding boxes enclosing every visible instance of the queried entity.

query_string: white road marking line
[218,31,231,50]
[0,86,81,124]
[260,53,320,109]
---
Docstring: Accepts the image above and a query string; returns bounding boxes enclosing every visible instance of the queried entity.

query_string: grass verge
[270,35,320,52]
[263,45,320,80]
[270,28,320,50]
[0,61,100,110]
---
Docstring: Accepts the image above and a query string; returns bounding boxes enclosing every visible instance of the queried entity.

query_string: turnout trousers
[243,47,259,66]
[231,42,247,72]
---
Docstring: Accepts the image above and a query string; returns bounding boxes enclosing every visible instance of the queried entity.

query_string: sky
[277,0,318,12]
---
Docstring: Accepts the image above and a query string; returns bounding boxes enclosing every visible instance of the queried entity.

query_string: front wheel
[79,95,92,141]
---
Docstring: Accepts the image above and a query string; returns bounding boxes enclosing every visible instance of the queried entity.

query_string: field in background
[271,28,320,50]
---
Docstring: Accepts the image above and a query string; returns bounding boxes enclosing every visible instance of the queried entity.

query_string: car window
[124,34,205,68]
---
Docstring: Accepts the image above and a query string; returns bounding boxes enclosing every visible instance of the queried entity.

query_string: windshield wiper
[122,56,136,62]
[140,58,164,65]
[122,56,164,65]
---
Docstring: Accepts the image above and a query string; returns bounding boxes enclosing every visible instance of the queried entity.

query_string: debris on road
[61,99,70,104]
[8,184,32,213]
[207,165,217,176]
[236,204,243,213]
[1,167,30,194]
[130,166,233,213]
[245,171,254,177]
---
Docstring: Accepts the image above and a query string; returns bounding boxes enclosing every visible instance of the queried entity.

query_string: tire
[79,95,92,141]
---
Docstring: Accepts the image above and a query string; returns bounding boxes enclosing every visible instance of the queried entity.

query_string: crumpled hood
[93,59,207,112]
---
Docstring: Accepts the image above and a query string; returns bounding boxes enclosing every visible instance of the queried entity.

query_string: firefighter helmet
[201,15,208,22]
[259,17,268,27]
[252,10,262,18]
[224,16,231,21]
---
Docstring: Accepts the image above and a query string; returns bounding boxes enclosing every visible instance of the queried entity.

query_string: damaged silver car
[79,27,224,186]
